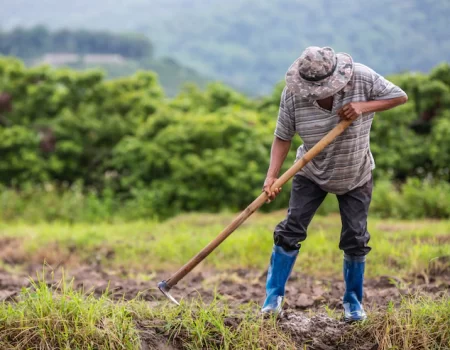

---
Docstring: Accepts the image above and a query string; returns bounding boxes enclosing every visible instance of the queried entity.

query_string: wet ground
[4,265,449,307]
[1,263,448,349]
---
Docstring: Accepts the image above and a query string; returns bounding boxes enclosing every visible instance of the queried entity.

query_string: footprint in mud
[279,312,378,350]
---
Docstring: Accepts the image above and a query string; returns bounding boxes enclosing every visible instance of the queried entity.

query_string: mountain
[0,26,208,96]
[2,0,449,95]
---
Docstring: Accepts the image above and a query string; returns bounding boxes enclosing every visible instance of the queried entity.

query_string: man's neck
[316,96,333,111]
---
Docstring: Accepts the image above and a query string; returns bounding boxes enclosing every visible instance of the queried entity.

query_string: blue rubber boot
[261,245,299,315]
[343,254,367,322]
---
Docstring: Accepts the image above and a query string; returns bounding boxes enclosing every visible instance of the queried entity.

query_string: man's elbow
[398,94,408,105]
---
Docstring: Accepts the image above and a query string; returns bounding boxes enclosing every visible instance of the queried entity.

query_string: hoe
[158,119,353,304]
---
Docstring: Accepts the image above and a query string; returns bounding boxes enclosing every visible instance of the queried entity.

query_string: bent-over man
[262,46,408,322]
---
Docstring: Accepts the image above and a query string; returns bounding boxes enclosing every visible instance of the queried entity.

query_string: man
[261,46,408,322]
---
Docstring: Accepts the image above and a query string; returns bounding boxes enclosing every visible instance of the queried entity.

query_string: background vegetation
[1,0,449,94]
[0,27,208,96]
[0,57,449,221]
[2,213,449,277]
[0,26,153,59]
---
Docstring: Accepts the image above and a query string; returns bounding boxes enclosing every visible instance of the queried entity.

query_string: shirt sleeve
[368,69,407,101]
[274,87,296,141]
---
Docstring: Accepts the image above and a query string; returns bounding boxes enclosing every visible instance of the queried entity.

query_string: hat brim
[285,52,354,100]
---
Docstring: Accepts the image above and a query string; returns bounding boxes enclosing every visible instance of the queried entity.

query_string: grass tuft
[130,297,296,350]
[0,273,297,349]
[0,274,140,350]
[352,295,450,350]
[0,273,449,350]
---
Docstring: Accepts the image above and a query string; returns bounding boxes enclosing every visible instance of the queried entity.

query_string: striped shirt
[275,63,407,194]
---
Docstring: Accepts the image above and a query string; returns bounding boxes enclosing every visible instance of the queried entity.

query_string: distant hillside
[0,27,208,96]
[1,0,449,95]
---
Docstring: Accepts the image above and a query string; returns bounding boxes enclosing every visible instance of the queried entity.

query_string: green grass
[1,274,449,349]
[0,275,139,349]
[351,295,450,350]
[0,275,296,349]
[0,212,449,278]
[132,298,296,349]
[0,208,448,349]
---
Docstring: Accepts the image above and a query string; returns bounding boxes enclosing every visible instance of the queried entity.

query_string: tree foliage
[0,57,449,218]
[0,26,209,97]
[0,26,153,59]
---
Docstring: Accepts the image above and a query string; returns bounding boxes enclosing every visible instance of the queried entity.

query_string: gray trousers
[274,174,372,256]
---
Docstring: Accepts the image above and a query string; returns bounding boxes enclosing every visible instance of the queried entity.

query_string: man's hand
[338,102,366,121]
[263,176,281,203]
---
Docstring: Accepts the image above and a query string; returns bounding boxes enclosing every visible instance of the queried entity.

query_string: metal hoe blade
[158,280,180,305]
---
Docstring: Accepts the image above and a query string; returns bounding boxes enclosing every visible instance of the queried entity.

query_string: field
[1,16,450,350]
[0,211,449,349]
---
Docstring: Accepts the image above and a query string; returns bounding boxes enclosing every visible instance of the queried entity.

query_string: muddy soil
[5,265,448,310]
[68,266,450,310]
[0,264,448,349]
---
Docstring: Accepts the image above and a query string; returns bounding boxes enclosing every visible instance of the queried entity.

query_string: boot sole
[261,309,285,319]
[344,315,367,323]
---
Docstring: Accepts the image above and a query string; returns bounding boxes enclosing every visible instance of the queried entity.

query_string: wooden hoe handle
[162,119,353,289]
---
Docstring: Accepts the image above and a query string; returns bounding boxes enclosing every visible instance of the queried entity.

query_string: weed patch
[0,214,449,278]
[350,295,450,350]
[0,276,139,349]
[131,298,296,349]
[0,273,448,349]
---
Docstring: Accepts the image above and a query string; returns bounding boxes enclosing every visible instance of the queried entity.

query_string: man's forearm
[339,95,408,120]
[362,95,408,113]
[267,137,292,178]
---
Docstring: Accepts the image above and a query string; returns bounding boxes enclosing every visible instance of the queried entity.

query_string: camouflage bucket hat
[285,46,354,100]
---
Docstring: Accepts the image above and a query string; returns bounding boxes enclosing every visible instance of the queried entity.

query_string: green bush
[0,57,449,220]
[0,125,46,184]
[0,183,118,223]
[371,178,450,219]
[0,177,448,223]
